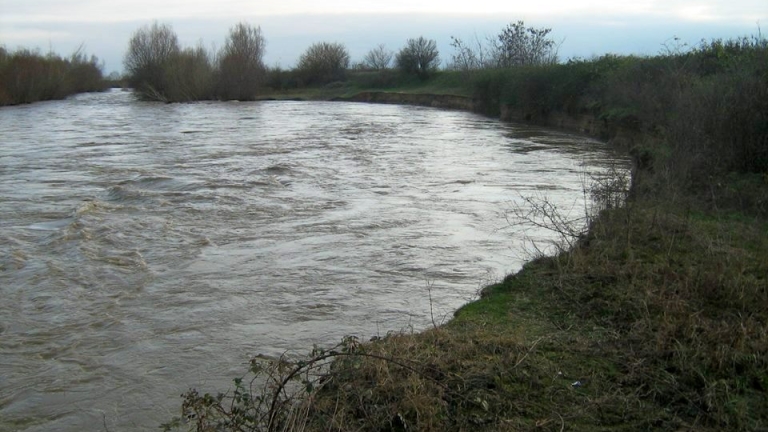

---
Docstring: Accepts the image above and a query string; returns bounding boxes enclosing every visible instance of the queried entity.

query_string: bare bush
[363,44,394,70]
[297,42,350,85]
[163,44,215,101]
[218,22,267,100]
[505,166,630,256]
[448,34,493,75]
[0,46,106,105]
[492,21,559,67]
[396,36,440,79]
[124,22,180,100]
[66,46,105,94]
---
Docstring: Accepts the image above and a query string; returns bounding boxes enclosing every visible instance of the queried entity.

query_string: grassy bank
[283,200,767,431]
[254,69,471,102]
[166,36,768,431]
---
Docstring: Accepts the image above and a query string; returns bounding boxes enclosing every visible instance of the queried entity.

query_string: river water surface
[0,89,625,430]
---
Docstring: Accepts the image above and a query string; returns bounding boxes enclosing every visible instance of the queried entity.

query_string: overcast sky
[0,0,765,73]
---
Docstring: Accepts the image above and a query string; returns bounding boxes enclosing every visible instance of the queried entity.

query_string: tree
[218,22,267,100]
[164,44,216,101]
[123,22,180,100]
[297,42,350,85]
[363,44,393,70]
[449,34,493,75]
[65,48,105,94]
[492,21,558,67]
[396,37,440,79]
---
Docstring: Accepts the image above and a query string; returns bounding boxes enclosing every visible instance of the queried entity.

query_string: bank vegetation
[156,24,768,432]
[0,45,107,106]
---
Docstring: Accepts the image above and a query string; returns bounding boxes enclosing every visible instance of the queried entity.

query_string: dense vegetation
[162,29,768,432]
[0,46,107,106]
[472,36,768,191]
[122,21,558,101]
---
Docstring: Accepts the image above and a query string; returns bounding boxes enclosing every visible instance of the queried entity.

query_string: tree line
[0,20,559,105]
[0,46,108,106]
[123,20,558,102]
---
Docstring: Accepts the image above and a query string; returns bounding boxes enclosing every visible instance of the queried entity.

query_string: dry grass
[288,195,767,432]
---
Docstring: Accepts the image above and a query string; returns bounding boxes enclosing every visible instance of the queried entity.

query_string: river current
[0,89,625,430]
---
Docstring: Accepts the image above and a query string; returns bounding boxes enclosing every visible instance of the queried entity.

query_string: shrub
[0,46,106,106]
[297,42,350,85]
[265,66,301,91]
[218,23,267,100]
[491,21,558,67]
[363,44,394,70]
[124,22,181,100]
[396,37,440,79]
[163,45,216,101]
[65,47,106,94]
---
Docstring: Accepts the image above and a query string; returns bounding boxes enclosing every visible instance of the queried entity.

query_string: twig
[513,337,544,369]
[426,279,438,330]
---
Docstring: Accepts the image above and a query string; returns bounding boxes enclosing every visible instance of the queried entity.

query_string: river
[0,89,625,430]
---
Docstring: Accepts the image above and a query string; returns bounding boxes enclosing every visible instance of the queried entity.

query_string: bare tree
[124,22,180,100]
[297,42,350,85]
[218,22,267,100]
[363,44,393,70]
[396,36,440,79]
[449,34,493,75]
[492,21,558,67]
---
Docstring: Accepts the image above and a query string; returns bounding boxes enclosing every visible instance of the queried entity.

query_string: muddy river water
[0,89,626,430]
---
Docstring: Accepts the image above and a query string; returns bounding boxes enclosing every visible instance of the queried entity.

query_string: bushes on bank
[124,22,180,100]
[395,36,440,79]
[124,21,268,101]
[162,45,216,102]
[0,46,107,106]
[296,42,350,85]
[362,44,394,70]
[467,35,768,193]
[218,23,267,100]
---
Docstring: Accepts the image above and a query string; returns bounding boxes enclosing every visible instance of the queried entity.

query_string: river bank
[171,96,768,432]
[172,39,767,431]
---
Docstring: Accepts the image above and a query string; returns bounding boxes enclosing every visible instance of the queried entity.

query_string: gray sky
[0,1,765,74]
